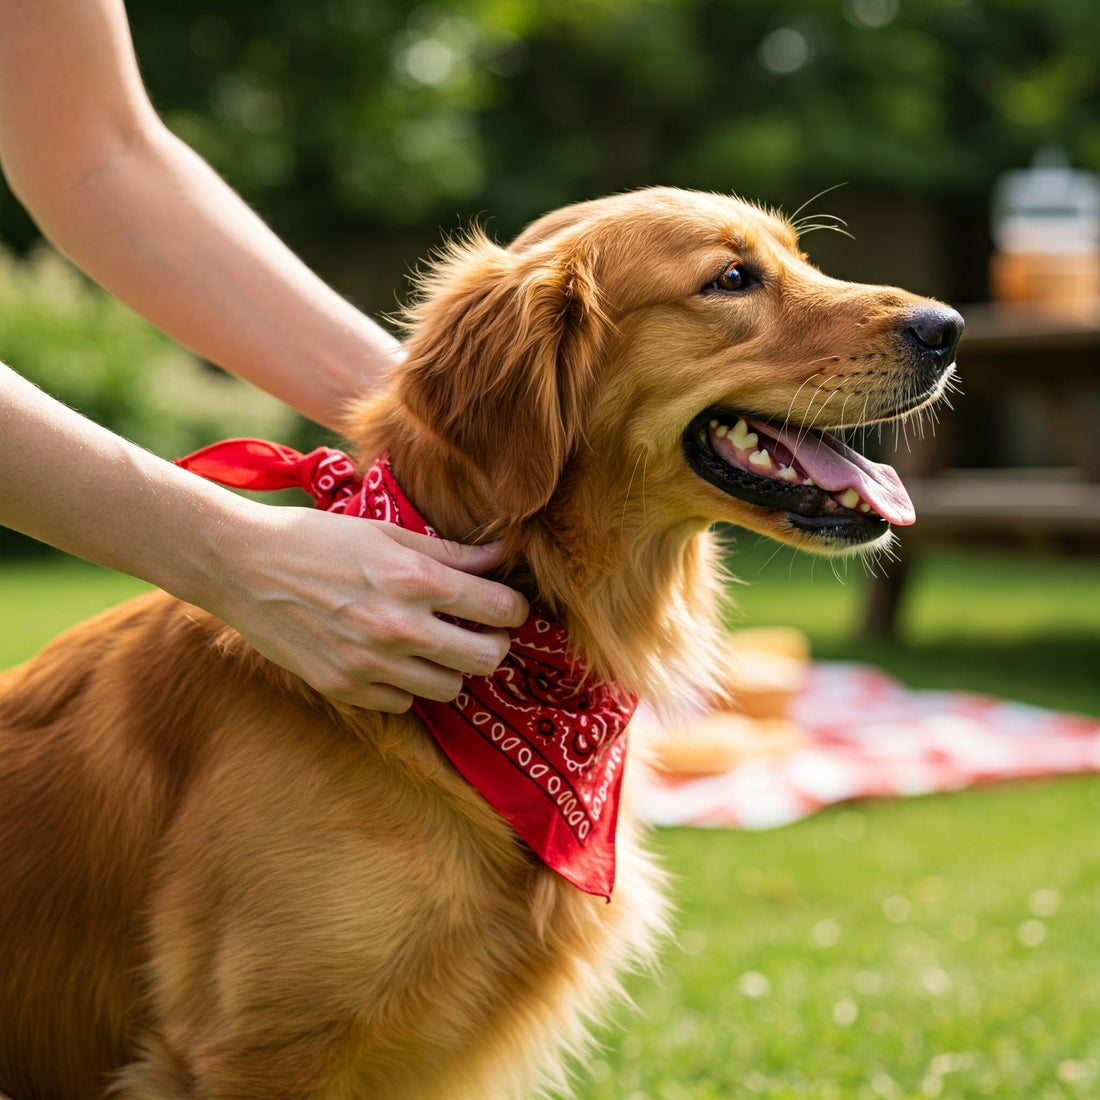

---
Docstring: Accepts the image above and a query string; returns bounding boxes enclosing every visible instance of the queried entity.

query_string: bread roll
[651,714,806,777]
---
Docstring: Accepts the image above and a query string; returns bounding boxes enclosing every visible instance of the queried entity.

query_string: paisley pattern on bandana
[177,439,636,899]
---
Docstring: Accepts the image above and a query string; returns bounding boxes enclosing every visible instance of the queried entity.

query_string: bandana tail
[175,438,319,492]
[177,438,365,509]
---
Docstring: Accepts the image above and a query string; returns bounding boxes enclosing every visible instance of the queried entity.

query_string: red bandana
[177,439,636,899]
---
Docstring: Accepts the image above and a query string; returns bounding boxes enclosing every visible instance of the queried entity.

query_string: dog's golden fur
[0,187,954,1099]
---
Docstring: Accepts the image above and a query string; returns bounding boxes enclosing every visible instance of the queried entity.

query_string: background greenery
[116,0,1100,309]
[3,0,1097,516]
[0,244,296,458]
[3,0,1099,314]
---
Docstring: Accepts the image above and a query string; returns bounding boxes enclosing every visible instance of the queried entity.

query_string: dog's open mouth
[684,408,915,542]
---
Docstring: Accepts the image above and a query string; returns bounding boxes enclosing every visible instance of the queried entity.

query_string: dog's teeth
[803,477,816,487]
[729,419,758,450]
[778,465,799,483]
[709,419,719,429]
[838,488,861,509]
[749,448,775,473]
[859,502,873,513]
[715,424,729,438]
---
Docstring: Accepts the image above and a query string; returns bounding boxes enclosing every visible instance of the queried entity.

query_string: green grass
[577,537,1100,1100]
[1,546,1098,1099]
[0,557,151,670]
[585,779,1100,1100]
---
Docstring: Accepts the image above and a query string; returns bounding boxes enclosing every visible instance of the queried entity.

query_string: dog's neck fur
[351,393,731,712]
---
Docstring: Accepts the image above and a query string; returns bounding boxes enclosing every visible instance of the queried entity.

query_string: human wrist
[149,468,261,617]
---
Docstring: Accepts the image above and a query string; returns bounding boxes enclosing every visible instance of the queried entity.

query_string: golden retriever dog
[0,187,961,1100]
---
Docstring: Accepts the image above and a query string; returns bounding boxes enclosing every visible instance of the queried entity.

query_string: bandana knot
[177,439,636,899]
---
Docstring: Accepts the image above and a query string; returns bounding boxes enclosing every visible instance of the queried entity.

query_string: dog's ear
[396,230,606,521]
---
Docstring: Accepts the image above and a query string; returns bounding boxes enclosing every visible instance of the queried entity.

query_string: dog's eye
[705,262,755,294]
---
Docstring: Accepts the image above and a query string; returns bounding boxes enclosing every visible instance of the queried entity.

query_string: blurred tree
[0,0,1097,305]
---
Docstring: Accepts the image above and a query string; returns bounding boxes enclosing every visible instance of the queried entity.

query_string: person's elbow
[1,107,160,232]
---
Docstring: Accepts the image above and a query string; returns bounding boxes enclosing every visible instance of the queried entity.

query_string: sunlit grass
[724,536,1100,717]
[725,533,1100,643]
[575,537,1100,1100]
[583,777,1100,1100]
[0,557,151,670]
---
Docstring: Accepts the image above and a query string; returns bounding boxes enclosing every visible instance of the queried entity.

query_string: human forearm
[1,365,525,711]
[0,0,527,711]
[0,362,247,602]
[27,128,400,430]
[0,0,401,429]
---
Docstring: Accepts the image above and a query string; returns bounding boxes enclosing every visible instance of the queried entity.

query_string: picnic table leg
[865,549,911,638]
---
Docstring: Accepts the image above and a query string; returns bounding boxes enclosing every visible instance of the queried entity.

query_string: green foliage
[1,0,1096,308]
[4,0,1096,253]
[0,244,297,460]
[127,0,1100,232]
[122,0,539,232]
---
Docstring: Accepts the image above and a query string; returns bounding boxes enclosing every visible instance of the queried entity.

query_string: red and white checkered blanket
[639,662,1100,829]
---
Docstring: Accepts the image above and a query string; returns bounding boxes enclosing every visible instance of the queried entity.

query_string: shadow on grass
[822,632,1100,718]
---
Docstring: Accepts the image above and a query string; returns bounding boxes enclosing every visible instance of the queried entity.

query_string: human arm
[0,0,390,430]
[0,365,527,712]
[0,0,530,705]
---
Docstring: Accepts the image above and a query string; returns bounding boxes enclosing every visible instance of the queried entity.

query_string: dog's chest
[149,718,620,1061]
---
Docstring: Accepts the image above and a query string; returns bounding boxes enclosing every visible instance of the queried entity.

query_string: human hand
[208,501,528,712]
[2,365,525,712]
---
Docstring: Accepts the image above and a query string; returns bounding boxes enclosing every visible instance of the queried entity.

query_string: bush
[0,242,298,461]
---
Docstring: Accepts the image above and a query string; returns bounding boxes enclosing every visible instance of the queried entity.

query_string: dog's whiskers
[857,393,873,447]
[797,374,846,447]
[860,532,900,579]
[788,183,850,236]
[781,370,826,438]
[794,219,855,241]
[754,536,789,579]
[827,554,849,584]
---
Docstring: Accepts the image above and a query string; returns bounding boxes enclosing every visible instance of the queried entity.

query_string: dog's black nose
[902,305,964,370]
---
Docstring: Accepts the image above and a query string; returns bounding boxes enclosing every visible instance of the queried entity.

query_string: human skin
[0,0,527,711]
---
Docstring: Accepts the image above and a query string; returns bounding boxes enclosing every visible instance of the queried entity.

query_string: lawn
[584,775,1100,1100]
[1,543,1098,1099]
[575,537,1100,1100]
[0,557,153,670]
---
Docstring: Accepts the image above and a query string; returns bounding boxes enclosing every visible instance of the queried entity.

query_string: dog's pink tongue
[766,423,916,526]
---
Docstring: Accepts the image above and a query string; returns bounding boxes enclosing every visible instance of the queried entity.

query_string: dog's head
[351,187,960,691]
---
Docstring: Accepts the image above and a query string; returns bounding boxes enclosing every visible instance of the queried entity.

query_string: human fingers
[324,657,463,709]
[421,618,513,679]
[378,526,529,629]
[214,506,525,708]
[335,682,415,715]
